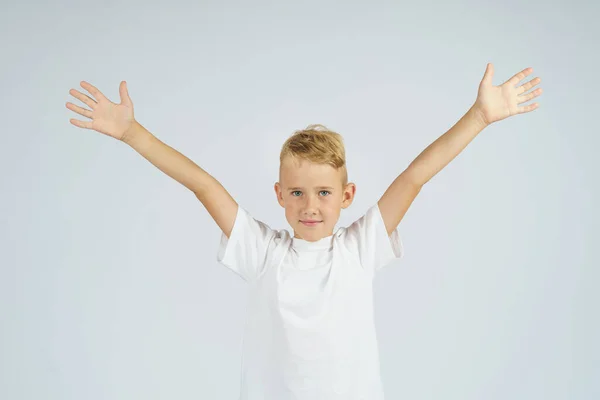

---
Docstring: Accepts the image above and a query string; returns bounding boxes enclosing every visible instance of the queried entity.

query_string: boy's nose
[302,198,319,212]
[301,208,319,217]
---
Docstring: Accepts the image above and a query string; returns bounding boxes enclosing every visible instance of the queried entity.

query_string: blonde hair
[279,124,348,186]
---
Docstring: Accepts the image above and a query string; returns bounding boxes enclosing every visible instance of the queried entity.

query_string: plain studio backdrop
[1,0,598,399]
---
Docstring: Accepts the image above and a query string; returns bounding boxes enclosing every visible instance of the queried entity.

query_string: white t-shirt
[217,203,404,400]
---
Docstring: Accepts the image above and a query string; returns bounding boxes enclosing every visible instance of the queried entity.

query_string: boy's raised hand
[66,81,135,141]
[473,64,543,126]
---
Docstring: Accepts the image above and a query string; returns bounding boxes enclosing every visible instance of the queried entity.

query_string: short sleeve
[216,205,277,282]
[340,203,404,273]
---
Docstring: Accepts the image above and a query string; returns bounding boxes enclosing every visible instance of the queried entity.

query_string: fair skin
[275,65,543,241]
[274,157,356,241]
[66,64,541,243]
[377,65,542,236]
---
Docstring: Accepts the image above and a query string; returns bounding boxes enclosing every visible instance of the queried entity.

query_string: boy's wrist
[122,120,149,147]
[468,104,490,131]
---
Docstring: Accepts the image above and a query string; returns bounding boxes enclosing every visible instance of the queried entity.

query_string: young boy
[66,63,542,399]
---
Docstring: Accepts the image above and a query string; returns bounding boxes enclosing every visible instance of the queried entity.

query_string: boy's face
[274,157,356,242]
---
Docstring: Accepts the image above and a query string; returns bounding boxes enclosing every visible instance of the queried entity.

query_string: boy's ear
[274,182,285,207]
[341,182,356,209]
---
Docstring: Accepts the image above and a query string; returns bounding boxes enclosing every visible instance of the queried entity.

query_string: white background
[1,0,598,399]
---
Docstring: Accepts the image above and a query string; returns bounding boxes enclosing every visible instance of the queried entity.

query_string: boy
[66,63,542,399]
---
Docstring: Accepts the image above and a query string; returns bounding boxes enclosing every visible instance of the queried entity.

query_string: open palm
[66,81,135,141]
[474,64,543,126]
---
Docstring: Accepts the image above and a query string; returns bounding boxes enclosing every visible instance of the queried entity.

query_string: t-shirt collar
[291,229,339,251]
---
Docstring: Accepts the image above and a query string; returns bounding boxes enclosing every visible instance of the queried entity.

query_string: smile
[301,221,322,226]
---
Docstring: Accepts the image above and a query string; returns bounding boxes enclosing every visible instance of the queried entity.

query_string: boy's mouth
[301,220,322,226]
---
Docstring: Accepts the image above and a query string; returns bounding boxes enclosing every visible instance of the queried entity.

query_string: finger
[69,118,93,129]
[65,102,93,119]
[69,88,97,109]
[509,67,534,86]
[119,81,133,106]
[518,77,541,95]
[80,81,109,102]
[517,102,539,114]
[517,88,543,104]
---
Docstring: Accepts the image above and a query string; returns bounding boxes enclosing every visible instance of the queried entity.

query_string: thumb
[119,81,133,106]
[480,63,494,87]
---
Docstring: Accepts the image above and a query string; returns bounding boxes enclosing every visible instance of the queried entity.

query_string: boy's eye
[290,190,331,197]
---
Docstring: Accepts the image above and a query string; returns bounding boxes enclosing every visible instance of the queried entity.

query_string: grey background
[1,0,598,399]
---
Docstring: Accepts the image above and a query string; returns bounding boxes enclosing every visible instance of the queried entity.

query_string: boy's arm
[378,64,542,236]
[123,121,238,238]
[377,106,487,236]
